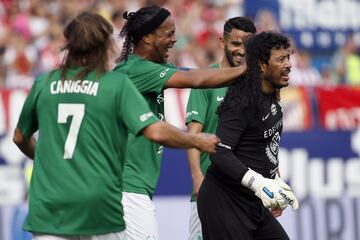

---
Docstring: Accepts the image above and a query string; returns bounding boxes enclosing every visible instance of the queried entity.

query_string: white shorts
[189,201,202,240]
[122,192,159,240]
[32,231,126,240]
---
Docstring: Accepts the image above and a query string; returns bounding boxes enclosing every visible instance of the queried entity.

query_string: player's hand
[192,173,204,196]
[241,169,288,209]
[194,133,219,154]
[270,207,283,217]
[275,176,299,210]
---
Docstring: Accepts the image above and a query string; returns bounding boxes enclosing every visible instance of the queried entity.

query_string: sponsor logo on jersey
[157,94,164,104]
[157,145,163,155]
[266,132,280,165]
[158,113,165,121]
[218,142,232,150]
[186,110,199,118]
[271,103,277,116]
[262,112,270,121]
[140,112,154,122]
[270,166,279,178]
[159,68,170,78]
[216,96,224,102]
[264,119,283,138]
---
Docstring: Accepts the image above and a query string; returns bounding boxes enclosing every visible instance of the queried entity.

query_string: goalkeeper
[197,31,299,240]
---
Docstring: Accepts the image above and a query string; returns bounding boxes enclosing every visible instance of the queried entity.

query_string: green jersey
[185,64,227,201]
[17,68,158,235]
[114,54,177,197]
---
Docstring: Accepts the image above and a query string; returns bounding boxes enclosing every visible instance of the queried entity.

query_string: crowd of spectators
[0,0,359,89]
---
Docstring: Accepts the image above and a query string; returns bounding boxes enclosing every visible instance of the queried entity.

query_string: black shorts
[197,177,290,240]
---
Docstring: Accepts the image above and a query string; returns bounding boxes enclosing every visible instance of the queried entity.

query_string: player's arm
[165,64,246,89]
[142,121,218,154]
[13,128,36,160]
[186,121,204,196]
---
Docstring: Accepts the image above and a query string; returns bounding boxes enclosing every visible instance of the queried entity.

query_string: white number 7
[58,104,85,159]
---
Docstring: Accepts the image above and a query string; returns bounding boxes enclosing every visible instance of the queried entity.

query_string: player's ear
[142,34,152,45]
[260,62,267,73]
[219,36,225,49]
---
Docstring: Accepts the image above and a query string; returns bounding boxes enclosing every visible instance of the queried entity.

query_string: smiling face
[261,47,292,92]
[148,17,177,63]
[222,29,253,67]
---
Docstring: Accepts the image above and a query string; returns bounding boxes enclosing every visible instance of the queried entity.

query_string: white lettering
[50,81,58,94]
[88,82,99,96]
[50,80,99,96]
[280,0,360,30]
[140,112,154,122]
[279,148,360,199]
[325,108,360,130]
[218,142,231,150]
[264,119,283,138]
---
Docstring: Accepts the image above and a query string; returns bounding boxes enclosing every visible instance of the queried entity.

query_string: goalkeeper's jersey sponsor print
[114,54,177,197]
[185,64,227,201]
[17,68,158,234]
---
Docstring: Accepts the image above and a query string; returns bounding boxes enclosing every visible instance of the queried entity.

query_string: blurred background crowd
[1,0,359,90]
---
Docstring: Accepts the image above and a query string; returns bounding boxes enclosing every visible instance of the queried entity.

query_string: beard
[224,45,236,67]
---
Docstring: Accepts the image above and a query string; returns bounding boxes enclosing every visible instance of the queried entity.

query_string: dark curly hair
[119,5,163,61]
[217,31,291,117]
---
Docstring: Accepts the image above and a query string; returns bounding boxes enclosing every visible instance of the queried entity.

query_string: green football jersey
[17,68,158,235]
[185,64,227,201]
[114,54,177,197]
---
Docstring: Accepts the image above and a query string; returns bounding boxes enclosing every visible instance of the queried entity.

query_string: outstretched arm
[165,64,246,89]
[142,121,218,154]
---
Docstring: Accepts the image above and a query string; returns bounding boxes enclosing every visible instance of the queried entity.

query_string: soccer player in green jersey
[114,5,247,240]
[185,17,256,240]
[12,12,218,240]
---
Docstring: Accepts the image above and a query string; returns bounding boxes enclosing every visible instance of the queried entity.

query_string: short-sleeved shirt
[114,54,177,197]
[185,64,227,201]
[17,68,158,235]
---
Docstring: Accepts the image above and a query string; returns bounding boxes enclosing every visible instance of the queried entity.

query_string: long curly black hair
[217,31,291,118]
[118,5,162,62]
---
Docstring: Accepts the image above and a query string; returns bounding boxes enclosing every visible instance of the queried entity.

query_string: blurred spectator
[111,10,125,51]
[289,50,322,87]
[3,32,37,88]
[254,8,280,32]
[320,63,337,87]
[331,34,360,85]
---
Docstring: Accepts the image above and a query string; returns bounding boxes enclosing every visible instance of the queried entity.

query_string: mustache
[282,68,291,75]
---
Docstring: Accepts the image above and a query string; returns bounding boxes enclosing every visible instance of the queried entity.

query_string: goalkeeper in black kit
[197,31,299,240]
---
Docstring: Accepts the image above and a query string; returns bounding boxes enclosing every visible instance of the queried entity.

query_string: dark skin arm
[142,121,218,154]
[165,65,246,89]
[13,128,36,160]
[186,122,204,196]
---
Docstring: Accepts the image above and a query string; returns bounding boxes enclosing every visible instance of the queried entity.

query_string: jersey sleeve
[210,108,249,181]
[117,76,159,135]
[16,77,44,138]
[185,88,209,125]
[129,60,177,93]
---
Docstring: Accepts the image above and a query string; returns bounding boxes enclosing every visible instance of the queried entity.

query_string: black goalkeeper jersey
[207,92,283,196]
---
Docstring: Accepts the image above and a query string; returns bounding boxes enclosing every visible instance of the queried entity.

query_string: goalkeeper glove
[241,169,288,209]
[275,176,299,210]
